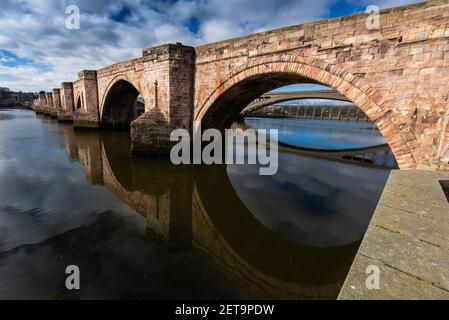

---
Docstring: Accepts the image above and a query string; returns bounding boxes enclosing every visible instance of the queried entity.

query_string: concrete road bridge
[240,90,351,116]
[33,0,449,171]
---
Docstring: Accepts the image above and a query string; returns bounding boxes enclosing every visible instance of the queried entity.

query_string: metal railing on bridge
[247,104,370,122]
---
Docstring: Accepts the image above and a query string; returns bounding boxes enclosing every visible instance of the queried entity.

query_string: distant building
[0,87,37,108]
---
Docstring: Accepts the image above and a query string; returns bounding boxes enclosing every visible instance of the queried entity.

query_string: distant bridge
[240,90,351,116]
[247,104,369,121]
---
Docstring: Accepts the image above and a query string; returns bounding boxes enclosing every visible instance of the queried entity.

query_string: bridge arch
[75,92,84,111]
[100,76,144,130]
[195,56,418,169]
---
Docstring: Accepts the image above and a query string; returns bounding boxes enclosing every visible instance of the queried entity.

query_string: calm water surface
[0,109,394,299]
[245,117,385,149]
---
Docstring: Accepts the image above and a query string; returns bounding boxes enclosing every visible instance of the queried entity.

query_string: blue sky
[0,0,420,92]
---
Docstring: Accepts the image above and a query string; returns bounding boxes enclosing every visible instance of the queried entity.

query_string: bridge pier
[45,92,55,117]
[130,44,195,156]
[36,92,47,114]
[73,70,100,129]
[51,88,61,118]
[58,82,74,122]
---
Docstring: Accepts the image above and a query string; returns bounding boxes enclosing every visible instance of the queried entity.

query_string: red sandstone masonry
[52,88,61,116]
[45,92,54,117]
[129,44,195,155]
[73,70,99,128]
[59,82,74,121]
[49,0,449,170]
[193,0,449,169]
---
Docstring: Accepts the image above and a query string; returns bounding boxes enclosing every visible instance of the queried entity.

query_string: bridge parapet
[97,58,142,76]
[130,43,195,156]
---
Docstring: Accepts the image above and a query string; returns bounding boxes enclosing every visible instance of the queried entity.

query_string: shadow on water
[0,109,393,299]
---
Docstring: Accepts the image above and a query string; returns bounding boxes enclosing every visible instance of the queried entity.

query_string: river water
[0,109,395,299]
[245,117,385,149]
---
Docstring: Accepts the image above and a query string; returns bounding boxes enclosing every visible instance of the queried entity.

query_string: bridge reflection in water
[56,118,393,299]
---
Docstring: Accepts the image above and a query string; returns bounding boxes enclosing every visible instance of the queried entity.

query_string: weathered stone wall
[194,0,449,170]
[45,92,54,116]
[130,44,195,156]
[72,79,83,112]
[168,45,196,131]
[38,92,47,113]
[44,0,449,170]
[97,57,146,118]
[31,98,39,111]
[51,88,61,118]
[59,82,74,121]
[73,70,99,128]
[95,44,186,126]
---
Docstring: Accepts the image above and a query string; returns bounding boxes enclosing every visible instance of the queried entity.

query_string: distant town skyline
[0,0,421,92]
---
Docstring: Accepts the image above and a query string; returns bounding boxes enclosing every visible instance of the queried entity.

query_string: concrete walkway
[338,170,449,299]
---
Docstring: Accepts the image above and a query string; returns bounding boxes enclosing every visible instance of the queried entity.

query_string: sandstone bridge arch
[100,77,144,130]
[195,57,418,169]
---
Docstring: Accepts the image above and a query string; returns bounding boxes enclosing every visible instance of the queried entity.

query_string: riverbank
[338,170,449,299]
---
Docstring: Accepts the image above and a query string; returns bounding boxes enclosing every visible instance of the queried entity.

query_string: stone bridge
[33,0,449,171]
